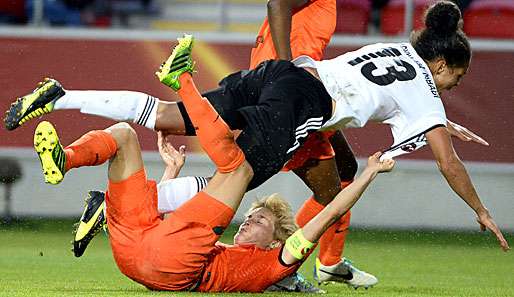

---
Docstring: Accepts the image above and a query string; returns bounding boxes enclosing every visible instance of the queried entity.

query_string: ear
[434,58,447,75]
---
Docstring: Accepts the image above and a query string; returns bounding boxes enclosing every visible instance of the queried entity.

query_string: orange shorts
[282,131,336,171]
[106,169,234,291]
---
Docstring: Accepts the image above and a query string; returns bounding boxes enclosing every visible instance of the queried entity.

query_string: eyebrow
[248,213,271,222]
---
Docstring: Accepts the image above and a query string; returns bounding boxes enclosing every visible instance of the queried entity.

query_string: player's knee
[234,160,254,183]
[107,122,137,147]
[312,184,341,206]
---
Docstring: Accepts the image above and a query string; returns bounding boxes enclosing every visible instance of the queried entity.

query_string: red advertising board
[1,37,513,163]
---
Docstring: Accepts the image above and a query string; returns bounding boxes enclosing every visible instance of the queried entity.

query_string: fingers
[447,121,490,146]
[467,132,489,146]
[379,158,395,172]
[178,145,186,157]
[479,218,511,252]
[157,131,163,146]
[491,227,510,252]
[367,151,395,173]
[500,239,510,252]
[459,126,489,146]
[367,151,382,162]
[496,233,511,252]
[457,133,471,142]
[383,158,395,170]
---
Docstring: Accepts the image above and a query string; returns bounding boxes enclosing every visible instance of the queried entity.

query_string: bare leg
[293,158,341,206]
[330,130,358,181]
[155,101,187,134]
[203,161,254,211]
[104,122,145,182]
[170,73,252,210]
[293,151,352,267]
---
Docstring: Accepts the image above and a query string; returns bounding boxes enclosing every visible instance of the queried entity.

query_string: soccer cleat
[72,190,107,257]
[155,34,195,91]
[4,78,65,130]
[34,121,66,185]
[266,272,325,293]
[314,257,378,289]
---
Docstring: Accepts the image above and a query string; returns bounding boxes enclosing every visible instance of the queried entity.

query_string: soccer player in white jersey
[4,0,509,253]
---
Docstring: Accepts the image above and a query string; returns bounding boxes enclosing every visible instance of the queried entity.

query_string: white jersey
[293,43,447,149]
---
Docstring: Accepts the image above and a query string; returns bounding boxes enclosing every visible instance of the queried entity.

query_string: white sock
[157,176,208,213]
[133,94,158,130]
[54,90,159,130]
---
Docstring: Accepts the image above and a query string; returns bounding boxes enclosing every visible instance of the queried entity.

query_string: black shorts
[198,60,333,189]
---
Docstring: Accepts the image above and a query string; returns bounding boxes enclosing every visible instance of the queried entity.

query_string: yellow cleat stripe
[75,204,104,241]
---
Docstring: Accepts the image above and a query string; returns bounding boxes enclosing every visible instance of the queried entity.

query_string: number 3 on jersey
[361,58,416,86]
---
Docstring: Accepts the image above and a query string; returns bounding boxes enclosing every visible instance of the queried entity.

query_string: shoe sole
[156,34,194,90]
[34,121,64,185]
[4,78,64,130]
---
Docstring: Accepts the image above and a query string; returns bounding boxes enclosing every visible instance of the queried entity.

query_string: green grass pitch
[1,219,512,297]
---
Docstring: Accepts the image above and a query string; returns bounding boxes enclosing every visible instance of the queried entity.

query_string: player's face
[434,65,468,92]
[234,207,277,249]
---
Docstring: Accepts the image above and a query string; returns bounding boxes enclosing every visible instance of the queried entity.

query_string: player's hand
[367,152,395,173]
[447,120,489,146]
[157,130,186,179]
[476,209,510,252]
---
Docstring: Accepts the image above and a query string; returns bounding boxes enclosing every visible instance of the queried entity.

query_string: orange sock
[295,196,325,228]
[318,180,353,266]
[177,73,245,173]
[64,130,117,171]
[318,211,351,266]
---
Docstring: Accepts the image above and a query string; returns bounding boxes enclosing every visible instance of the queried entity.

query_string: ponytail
[411,1,471,68]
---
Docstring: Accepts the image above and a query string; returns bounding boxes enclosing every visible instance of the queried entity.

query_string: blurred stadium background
[1,1,513,296]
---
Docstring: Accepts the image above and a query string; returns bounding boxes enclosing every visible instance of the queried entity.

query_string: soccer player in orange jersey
[29,73,395,293]
[251,0,375,287]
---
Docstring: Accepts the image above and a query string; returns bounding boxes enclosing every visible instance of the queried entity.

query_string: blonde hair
[246,193,298,243]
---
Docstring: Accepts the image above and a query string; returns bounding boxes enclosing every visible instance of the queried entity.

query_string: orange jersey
[197,243,300,292]
[249,0,337,169]
[106,169,301,292]
[250,0,336,69]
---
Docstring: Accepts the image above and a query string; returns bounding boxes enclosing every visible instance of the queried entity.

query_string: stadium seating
[464,0,514,39]
[380,0,438,35]
[25,0,82,26]
[0,0,25,23]
[335,0,371,34]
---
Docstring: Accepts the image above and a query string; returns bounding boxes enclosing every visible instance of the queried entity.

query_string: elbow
[324,204,344,222]
[267,0,279,12]
[435,152,461,175]
[267,0,286,14]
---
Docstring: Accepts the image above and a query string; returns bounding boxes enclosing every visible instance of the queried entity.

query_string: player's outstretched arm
[267,0,309,61]
[426,127,510,251]
[281,152,395,264]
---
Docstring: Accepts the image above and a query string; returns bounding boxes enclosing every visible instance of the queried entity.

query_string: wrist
[362,167,378,179]
[476,206,489,216]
